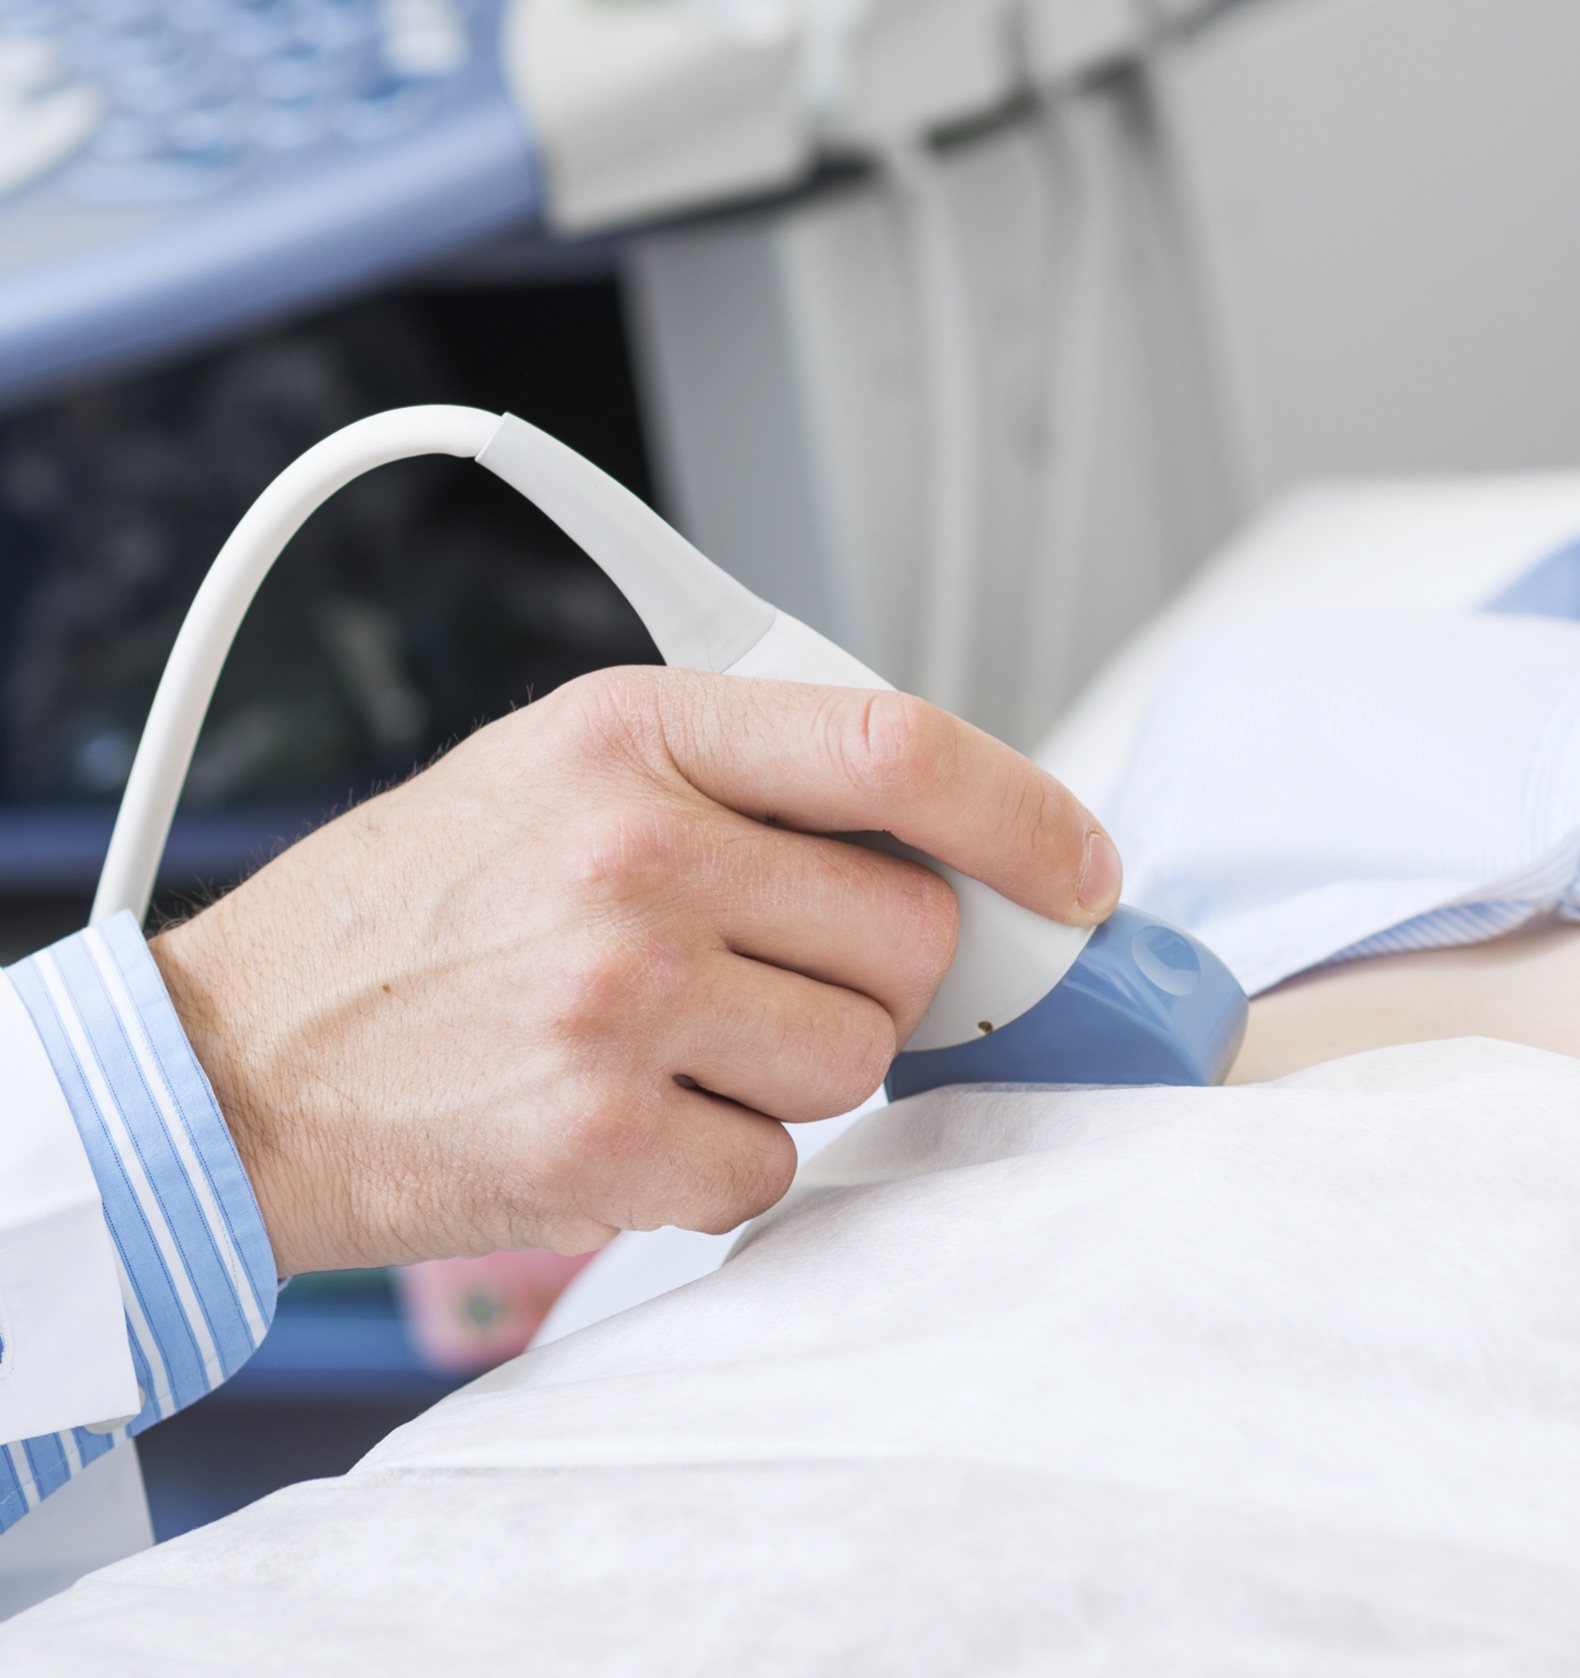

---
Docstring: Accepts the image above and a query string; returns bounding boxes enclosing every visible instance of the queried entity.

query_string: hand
[151,668,1121,1274]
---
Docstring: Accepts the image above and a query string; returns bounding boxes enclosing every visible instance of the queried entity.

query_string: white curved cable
[92,403,779,925]
[93,406,497,923]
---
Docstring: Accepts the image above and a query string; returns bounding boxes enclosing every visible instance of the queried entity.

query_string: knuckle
[551,936,652,1041]
[827,690,946,799]
[767,988,895,1116]
[693,1126,797,1233]
[893,861,960,974]
[543,666,666,762]
[1007,772,1080,885]
[571,1095,660,1174]
[828,1006,897,1107]
[570,805,680,907]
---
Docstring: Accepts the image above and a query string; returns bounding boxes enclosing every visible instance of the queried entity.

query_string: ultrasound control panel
[0,0,542,406]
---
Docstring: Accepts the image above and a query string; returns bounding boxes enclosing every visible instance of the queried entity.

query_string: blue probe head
[885,906,1248,1099]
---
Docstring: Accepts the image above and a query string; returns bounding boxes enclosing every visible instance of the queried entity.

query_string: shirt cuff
[1,912,278,1533]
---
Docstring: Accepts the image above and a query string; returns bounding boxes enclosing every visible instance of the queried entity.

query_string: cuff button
[83,1385,146,1434]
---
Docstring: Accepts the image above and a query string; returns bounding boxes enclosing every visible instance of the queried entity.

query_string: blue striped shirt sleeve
[0,911,278,1533]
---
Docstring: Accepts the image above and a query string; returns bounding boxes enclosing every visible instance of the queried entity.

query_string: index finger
[651,671,1122,927]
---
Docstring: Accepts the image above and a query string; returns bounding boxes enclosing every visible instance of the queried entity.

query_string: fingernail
[1077,829,1122,915]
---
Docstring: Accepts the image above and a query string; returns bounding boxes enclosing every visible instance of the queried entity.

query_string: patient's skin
[1228,915,1580,1083]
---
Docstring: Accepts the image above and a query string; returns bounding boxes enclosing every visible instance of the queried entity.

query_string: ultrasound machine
[0,0,548,406]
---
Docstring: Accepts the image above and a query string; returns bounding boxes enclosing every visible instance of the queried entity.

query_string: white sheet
[4,1037,1576,1673]
[532,1089,883,1349]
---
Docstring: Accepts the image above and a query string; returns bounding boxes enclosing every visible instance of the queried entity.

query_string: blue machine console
[0,0,541,408]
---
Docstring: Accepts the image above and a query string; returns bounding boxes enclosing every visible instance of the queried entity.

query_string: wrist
[149,910,318,1276]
